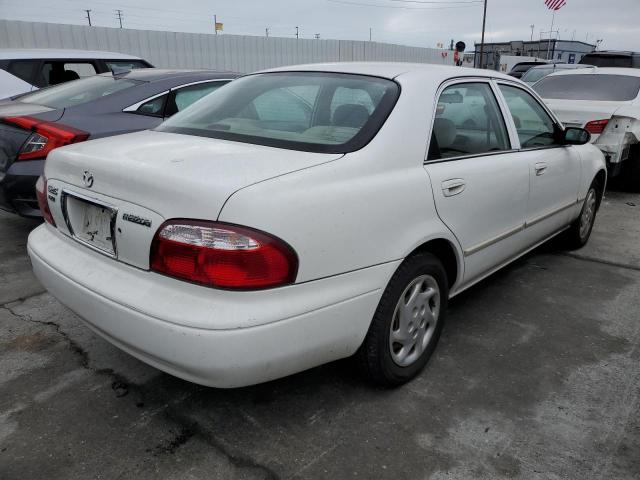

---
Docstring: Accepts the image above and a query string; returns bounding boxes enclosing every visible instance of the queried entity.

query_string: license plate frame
[61,190,118,258]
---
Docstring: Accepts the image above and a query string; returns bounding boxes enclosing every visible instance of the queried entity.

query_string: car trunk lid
[44,130,343,269]
[542,98,630,141]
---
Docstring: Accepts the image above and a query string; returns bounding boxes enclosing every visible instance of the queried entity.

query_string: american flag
[545,0,567,10]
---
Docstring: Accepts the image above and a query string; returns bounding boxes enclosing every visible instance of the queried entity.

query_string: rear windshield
[521,67,555,83]
[156,72,400,153]
[20,75,141,109]
[580,54,632,68]
[533,74,640,101]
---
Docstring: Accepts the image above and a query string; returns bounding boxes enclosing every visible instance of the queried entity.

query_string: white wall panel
[0,20,455,73]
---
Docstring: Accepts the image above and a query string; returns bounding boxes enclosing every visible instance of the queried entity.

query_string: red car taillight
[584,119,609,135]
[150,220,298,290]
[35,175,56,226]
[2,116,89,161]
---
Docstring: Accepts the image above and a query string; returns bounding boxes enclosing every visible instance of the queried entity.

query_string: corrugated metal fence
[0,20,454,73]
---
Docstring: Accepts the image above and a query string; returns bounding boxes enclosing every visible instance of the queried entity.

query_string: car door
[496,82,581,241]
[423,80,530,286]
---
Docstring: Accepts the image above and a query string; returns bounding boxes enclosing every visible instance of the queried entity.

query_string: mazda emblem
[83,170,94,188]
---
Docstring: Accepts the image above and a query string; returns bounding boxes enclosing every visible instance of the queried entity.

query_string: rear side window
[6,60,38,84]
[137,94,167,116]
[164,81,229,117]
[157,72,400,154]
[428,82,509,160]
[533,74,640,101]
[39,61,97,87]
[105,60,151,71]
[20,75,141,108]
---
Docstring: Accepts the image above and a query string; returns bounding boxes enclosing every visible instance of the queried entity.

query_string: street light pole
[478,0,487,68]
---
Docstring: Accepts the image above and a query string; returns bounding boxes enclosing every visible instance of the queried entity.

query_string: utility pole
[546,13,555,60]
[265,27,270,37]
[214,14,218,35]
[530,24,534,42]
[295,26,299,39]
[478,0,487,68]
[115,9,123,29]
[369,27,372,42]
[85,9,92,26]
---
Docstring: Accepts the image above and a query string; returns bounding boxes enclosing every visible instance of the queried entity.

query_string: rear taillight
[2,116,89,161]
[584,119,609,135]
[35,175,56,226]
[150,220,298,290]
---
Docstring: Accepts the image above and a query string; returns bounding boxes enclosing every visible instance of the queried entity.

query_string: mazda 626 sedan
[28,63,606,388]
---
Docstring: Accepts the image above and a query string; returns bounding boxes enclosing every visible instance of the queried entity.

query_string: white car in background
[534,67,640,185]
[28,63,606,388]
[0,49,153,98]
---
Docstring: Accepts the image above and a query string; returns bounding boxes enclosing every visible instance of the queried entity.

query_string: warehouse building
[474,39,595,70]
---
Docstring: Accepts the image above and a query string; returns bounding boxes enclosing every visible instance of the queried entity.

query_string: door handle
[441,178,466,197]
[534,162,548,176]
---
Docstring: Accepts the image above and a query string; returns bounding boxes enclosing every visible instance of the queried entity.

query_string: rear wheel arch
[407,238,460,290]
[593,169,606,209]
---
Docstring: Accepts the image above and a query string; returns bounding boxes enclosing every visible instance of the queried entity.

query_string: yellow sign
[215,22,223,31]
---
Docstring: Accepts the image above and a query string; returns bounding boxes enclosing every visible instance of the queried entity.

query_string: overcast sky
[1,0,638,51]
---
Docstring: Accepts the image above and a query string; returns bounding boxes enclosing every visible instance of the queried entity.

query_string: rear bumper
[0,159,44,217]
[28,225,398,387]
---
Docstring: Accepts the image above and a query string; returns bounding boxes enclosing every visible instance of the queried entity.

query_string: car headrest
[332,104,370,128]
[433,118,457,149]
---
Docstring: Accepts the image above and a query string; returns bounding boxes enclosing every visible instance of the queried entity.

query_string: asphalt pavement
[1,190,639,480]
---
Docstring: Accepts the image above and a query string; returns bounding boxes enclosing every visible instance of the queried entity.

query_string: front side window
[499,84,559,149]
[428,82,509,160]
[156,72,399,153]
[533,74,640,101]
[20,75,141,109]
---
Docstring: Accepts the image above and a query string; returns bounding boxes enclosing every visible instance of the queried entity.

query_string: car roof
[583,51,639,56]
[97,68,239,82]
[528,63,592,70]
[545,67,640,78]
[0,48,143,60]
[256,62,515,82]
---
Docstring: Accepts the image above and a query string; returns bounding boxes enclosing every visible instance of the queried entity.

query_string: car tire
[357,252,448,387]
[623,146,640,192]
[564,180,600,250]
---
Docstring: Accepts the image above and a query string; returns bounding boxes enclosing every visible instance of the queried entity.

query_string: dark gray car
[0,68,238,217]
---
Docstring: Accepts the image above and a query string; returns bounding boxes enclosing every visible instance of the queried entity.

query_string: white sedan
[28,63,606,388]
[533,67,640,185]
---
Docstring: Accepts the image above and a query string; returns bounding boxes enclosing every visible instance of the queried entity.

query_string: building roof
[0,48,143,60]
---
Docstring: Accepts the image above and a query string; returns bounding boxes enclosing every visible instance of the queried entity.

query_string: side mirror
[563,127,591,145]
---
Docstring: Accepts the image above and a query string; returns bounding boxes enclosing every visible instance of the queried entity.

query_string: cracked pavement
[1,190,639,479]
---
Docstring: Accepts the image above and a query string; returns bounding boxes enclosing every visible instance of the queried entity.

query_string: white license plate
[63,194,117,256]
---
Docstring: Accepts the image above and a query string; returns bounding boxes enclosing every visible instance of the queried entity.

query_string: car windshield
[20,75,142,109]
[533,74,640,101]
[521,67,555,83]
[156,72,400,153]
